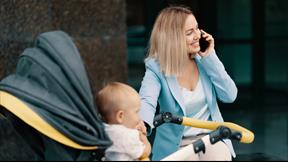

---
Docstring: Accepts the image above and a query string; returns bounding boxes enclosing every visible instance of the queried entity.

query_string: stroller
[0,31,111,160]
[0,31,254,161]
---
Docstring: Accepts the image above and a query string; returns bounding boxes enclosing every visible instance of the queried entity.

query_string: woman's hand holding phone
[199,30,215,57]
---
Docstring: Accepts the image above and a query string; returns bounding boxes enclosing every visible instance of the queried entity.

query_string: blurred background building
[126,0,288,160]
[0,0,287,160]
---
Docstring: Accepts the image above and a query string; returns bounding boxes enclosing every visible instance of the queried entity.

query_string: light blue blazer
[139,51,237,160]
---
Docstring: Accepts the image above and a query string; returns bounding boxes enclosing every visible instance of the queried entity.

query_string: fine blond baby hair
[96,82,139,123]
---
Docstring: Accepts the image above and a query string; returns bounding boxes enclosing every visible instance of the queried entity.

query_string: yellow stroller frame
[0,91,97,150]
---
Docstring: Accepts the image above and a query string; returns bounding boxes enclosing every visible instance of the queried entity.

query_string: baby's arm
[136,121,151,159]
[138,130,151,160]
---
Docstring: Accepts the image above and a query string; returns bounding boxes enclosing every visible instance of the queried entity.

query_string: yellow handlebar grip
[182,117,254,144]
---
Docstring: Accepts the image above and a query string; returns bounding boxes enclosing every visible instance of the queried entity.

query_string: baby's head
[96,82,141,129]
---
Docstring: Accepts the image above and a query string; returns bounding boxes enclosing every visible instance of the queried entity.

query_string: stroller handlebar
[153,112,254,144]
[153,112,182,127]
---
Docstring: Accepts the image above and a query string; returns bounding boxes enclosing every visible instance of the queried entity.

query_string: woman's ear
[116,110,124,124]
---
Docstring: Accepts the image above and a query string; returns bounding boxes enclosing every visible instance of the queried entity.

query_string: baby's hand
[136,120,147,136]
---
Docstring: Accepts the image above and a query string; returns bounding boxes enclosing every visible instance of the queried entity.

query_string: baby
[96,82,151,161]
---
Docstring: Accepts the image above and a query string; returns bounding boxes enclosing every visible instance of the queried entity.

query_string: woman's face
[185,14,201,55]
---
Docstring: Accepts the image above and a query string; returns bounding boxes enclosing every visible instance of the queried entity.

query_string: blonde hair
[96,82,139,122]
[147,6,193,76]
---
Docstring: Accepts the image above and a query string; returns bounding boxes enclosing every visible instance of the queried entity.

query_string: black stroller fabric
[0,31,112,149]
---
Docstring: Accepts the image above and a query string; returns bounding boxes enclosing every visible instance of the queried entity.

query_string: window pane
[265,40,288,90]
[266,0,288,37]
[217,0,252,39]
[217,44,252,85]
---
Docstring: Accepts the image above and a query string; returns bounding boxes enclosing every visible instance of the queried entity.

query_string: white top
[181,77,211,137]
[104,124,145,161]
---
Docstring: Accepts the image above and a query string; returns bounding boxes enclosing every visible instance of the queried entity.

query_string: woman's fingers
[199,29,215,57]
[201,30,213,42]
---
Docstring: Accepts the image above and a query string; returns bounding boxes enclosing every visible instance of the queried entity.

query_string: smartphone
[199,31,209,52]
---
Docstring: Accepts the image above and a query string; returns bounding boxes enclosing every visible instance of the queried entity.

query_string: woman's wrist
[200,49,215,58]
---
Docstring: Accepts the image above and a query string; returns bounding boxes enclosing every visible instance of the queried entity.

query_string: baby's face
[121,97,141,129]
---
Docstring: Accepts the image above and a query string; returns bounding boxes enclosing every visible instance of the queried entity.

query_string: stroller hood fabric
[0,31,112,148]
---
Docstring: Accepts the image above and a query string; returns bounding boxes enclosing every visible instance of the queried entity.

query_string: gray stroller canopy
[0,31,112,149]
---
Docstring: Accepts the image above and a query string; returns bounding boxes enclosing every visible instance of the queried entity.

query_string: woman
[139,6,237,161]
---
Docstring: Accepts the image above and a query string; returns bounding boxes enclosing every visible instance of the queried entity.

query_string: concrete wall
[0,0,127,160]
